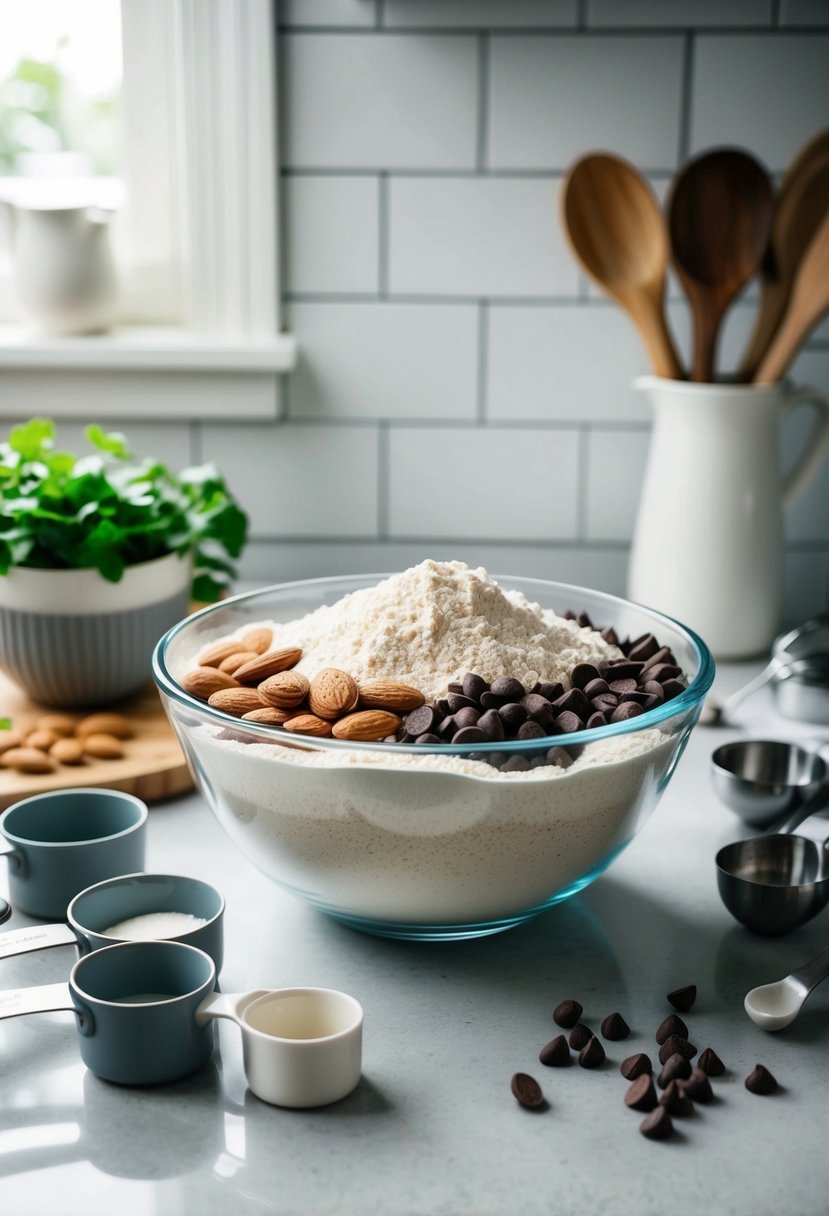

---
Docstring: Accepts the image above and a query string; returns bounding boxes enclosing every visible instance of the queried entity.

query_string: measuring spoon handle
[789,944,829,996]
[0,923,77,960]
[777,783,829,835]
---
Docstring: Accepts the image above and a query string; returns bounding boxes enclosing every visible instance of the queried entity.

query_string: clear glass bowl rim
[152,572,716,757]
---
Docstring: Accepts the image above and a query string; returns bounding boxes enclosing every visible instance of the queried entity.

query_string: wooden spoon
[562,153,683,379]
[755,207,829,383]
[740,134,829,379]
[667,148,774,382]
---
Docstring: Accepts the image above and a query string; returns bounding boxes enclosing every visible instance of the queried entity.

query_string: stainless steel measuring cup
[711,739,826,829]
[715,781,829,934]
[0,873,225,971]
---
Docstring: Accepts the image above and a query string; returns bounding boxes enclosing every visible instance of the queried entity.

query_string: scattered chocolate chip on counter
[659,1080,694,1117]
[539,1035,571,1068]
[656,1013,689,1044]
[658,1034,697,1065]
[568,1023,593,1052]
[667,984,697,1013]
[682,1068,713,1105]
[697,1047,725,1077]
[620,1052,652,1081]
[579,1036,606,1070]
[624,1074,658,1112]
[639,1105,674,1141]
[745,1064,778,1095]
[600,1011,630,1041]
[510,1073,546,1109]
[658,1053,693,1088]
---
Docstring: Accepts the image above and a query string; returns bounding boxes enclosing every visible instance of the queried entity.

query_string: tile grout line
[377,422,390,540]
[476,32,490,173]
[477,301,489,425]
[771,0,782,26]
[189,420,203,465]
[678,31,696,164]
[576,0,588,30]
[378,173,390,297]
[576,425,590,542]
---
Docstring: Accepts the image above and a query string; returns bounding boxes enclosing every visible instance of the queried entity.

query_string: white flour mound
[265,560,620,699]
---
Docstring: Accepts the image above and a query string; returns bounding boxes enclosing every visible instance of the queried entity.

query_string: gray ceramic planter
[0,553,191,708]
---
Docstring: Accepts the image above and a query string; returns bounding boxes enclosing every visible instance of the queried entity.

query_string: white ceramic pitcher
[1,201,117,334]
[629,376,829,659]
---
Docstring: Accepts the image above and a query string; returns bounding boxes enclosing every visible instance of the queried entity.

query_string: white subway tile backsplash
[779,0,829,24]
[280,0,377,26]
[382,0,576,27]
[587,0,771,26]
[488,36,684,170]
[287,301,478,419]
[389,178,578,297]
[488,305,654,423]
[201,424,379,537]
[284,176,379,294]
[691,35,829,171]
[282,34,478,169]
[388,426,580,539]
[585,429,650,541]
[781,350,829,542]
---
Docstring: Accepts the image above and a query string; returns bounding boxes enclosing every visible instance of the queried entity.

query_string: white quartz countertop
[1,661,828,1216]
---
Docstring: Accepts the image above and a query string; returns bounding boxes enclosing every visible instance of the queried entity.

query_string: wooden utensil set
[562,128,829,384]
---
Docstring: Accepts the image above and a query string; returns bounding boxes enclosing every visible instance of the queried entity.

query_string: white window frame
[0,0,296,413]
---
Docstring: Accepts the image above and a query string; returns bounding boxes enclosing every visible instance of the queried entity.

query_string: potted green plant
[0,417,248,707]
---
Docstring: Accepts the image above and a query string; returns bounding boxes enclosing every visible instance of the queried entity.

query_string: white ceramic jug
[1,201,117,334]
[629,376,829,659]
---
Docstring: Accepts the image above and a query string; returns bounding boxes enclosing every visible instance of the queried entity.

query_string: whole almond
[258,671,310,709]
[233,647,303,686]
[76,713,133,740]
[1,747,57,774]
[218,651,259,675]
[82,733,125,760]
[308,669,360,720]
[241,707,295,725]
[0,730,24,755]
[26,729,60,752]
[36,713,78,736]
[358,681,426,713]
[207,688,266,717]
[282,713,333,738]
[182,667,239,701]
[332,710,402,741]
[198,638,244,667]
[240,627,273,655]
[50,737,86,765]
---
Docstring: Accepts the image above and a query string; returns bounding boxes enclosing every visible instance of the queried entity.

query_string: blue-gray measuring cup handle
[0,923,77,959]
[0,982,74,1020]
[0,839,25,874]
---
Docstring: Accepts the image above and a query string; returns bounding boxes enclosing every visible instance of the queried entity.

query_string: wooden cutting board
[0,673,193,811]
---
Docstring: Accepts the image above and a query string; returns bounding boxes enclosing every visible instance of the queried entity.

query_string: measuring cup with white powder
[0,874,224,972]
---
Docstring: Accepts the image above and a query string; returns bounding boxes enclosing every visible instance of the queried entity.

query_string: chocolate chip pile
[509,983,781,1141]
[400,626,688,772]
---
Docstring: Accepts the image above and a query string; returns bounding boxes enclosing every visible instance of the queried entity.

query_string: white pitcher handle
[781,384,829,510]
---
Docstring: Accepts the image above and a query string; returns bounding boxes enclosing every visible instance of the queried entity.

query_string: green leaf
[0,719,11,731]
[8,418,54,461]
[85,425,131,460]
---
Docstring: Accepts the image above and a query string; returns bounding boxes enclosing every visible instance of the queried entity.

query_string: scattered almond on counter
[26,729,60,751]
[35,714,78,736]
[76,713,134,740]
[82,733,125,760]
[0,747,56,774]
[50,737,85,765]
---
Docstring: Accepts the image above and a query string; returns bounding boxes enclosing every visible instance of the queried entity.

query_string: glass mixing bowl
[153,575,714,941]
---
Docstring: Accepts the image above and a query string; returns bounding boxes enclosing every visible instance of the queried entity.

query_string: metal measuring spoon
[745,944,829,1030]
[0,898,9,927]
[716,782,829,935]
[711,739,826,829]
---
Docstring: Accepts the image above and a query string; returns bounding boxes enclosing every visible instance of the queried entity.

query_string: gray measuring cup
[711,739,826,829]
[715,780,829,934]
[0,873,224,971]
[0,940,364,1104]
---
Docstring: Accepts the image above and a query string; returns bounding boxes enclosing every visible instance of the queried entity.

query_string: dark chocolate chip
[485,751,507,768]
[586,712,607,730]
[499,702,528,732]
[500,754,531,773]
[437,698,451,716]
[553,999,583,1028]
[546,746,573,769]
[591,694,619,712]
[517,719,546,740]
[447,682,464,695]
[538,681,564,702]
[642,646,674,670]
[658,1035,696,1065]
[608,678,638,695]
[610,701,644,722]
[553,687,592,720]
[620,1053,652,1081]
[745,1064,778,1095]
[555,711,583,735]
[530,755,551,769]
[656,1014,689,1044]
[480,691,507,710]
[414,733,442,745]
[563,610,577,620]
[667,985,697,1013]
[646,663,682,684]
[568,1022,592,1051]
[583,677,610,698]
[576,612,594,629]
[510,1072,545,1109]
[659,1080,694,1116]
[600,1011,630,1041]
[570,662,601,690]
[624,1074,657,1112]
[447,692,479,713]
[628,634,659,662]
[539,1035,571,1067]
[579,1036,605,1069]
[451,726,489,745]
[405,705,437,736]
[438,715,457,738]
[661,678,686,701]
[453,706,481,729]
[657,1053,692,1088]
[639,1106,673,1140]
[601,660,645,681]
[462,672,488,702]
[697,1047,725,1077]
[521,693,554,721]
[476,708,505,741]
[640,680,665,701]
[682,1068,713,1104]
[491,676,525,700]
[618,691,651,705]
[601,626,620,646]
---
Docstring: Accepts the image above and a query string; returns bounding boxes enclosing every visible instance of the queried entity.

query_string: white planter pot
[0,552,191,708]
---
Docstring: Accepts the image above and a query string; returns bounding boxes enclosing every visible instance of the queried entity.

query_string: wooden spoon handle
[755,297,828,383]
[629,295,684,380]
[739,278,788,381]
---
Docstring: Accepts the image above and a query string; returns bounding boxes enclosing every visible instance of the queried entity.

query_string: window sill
[0,326,297,421]
[0,325,297,373]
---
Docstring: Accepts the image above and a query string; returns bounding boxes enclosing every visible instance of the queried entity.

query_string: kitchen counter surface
[1,662,828,1216]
